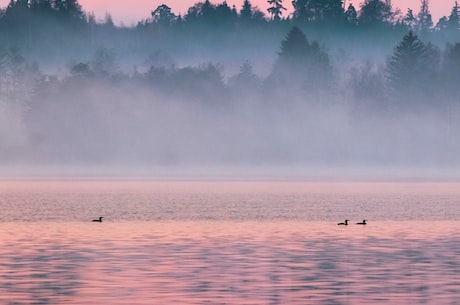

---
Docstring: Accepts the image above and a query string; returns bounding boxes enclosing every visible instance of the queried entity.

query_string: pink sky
[0,0,454,25]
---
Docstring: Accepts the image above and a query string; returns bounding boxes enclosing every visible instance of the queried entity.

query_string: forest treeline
[0,0,459,60]
[1,0,460,169]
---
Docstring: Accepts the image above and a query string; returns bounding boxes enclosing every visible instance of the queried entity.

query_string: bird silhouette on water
[356,219,367,225]
[337,219,349,225]
[92,216,104,222]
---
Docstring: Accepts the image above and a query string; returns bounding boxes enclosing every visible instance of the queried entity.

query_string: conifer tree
[386,31,438,102]
[344,3,358,26]
[215,2,235,28]
[184,0,216,27]
[322,0,344,24]
[229,60,260,93]
[435,16,449,31]
[448,1,460,31]
[269,26,332,92]
[292,0,309,23]
[53,0,84,20]
[403,8,416,30]
[267,0,286,21]
[240,0,253,21]
[292,0,343,24]
[358,0,394,27]
[201,0,214,18]
[417,0,433,33]
[387,31,425,87]
[3,0,30,22]
[30,0,53,14]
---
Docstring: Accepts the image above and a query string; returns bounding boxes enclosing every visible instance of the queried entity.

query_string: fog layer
[1,0,460,178]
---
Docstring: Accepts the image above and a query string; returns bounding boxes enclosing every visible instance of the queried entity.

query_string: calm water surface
[0,181,459,304]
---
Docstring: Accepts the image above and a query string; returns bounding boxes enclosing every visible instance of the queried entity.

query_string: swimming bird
[92,216,103,222]
[356,219,367,225]
[337,219,349,225]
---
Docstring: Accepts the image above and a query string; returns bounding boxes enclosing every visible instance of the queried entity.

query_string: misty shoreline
[1,1,460,179]
[2,164,460,182]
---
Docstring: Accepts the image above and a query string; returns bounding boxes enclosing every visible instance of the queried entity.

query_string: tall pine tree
[448,1,460,32]
[386,31,438,104]
[268,26,332,93]
[267,0,286,21]
[417,0,433,34]
[358,0,394,27]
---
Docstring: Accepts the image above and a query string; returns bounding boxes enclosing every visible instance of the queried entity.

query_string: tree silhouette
[292,0,344,25]
[1,0,31,46]
[229,60,260,93]
[403,9,417,31]
[358,0,394,27]
[344,3,358,27]
[320,0,344,25]
[2,0,30,23]
[387,31,424,87]
[30,0,53,15]
[435,16,449,31]
[267,0,286,21]
[53,0,84,20]
[185,0,216,26]
[417,0,433,34]
[292,0,309,23]
[269,26,332,92]
[448,1,460,32]
[151,4,176,26]
[214,2,236,28]
[172,63,226,102]
[200,0,216,25]
[240,0,253,24]
[278,26,311,62]
[386,31,438,103]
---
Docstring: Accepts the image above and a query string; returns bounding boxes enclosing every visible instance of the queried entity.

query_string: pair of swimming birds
[92,217,366,225]
[338,219,366,225]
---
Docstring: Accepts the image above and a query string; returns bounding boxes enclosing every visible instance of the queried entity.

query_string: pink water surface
[0,181,459,304]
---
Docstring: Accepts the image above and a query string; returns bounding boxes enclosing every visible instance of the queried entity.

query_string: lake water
[0,180,459,304]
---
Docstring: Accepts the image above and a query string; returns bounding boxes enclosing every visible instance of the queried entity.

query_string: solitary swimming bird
[337,219,349,225]
[356,219,367,225]
[92,216,103,222]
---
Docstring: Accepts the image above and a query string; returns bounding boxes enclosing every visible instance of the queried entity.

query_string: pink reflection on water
[0,221,459,304]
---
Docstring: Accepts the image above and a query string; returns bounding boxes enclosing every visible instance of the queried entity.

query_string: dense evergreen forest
[1,0,460,175]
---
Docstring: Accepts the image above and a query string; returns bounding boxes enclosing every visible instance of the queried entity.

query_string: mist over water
[1,0,460,179]
[3,58,460,179]
[5,73,459,179]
